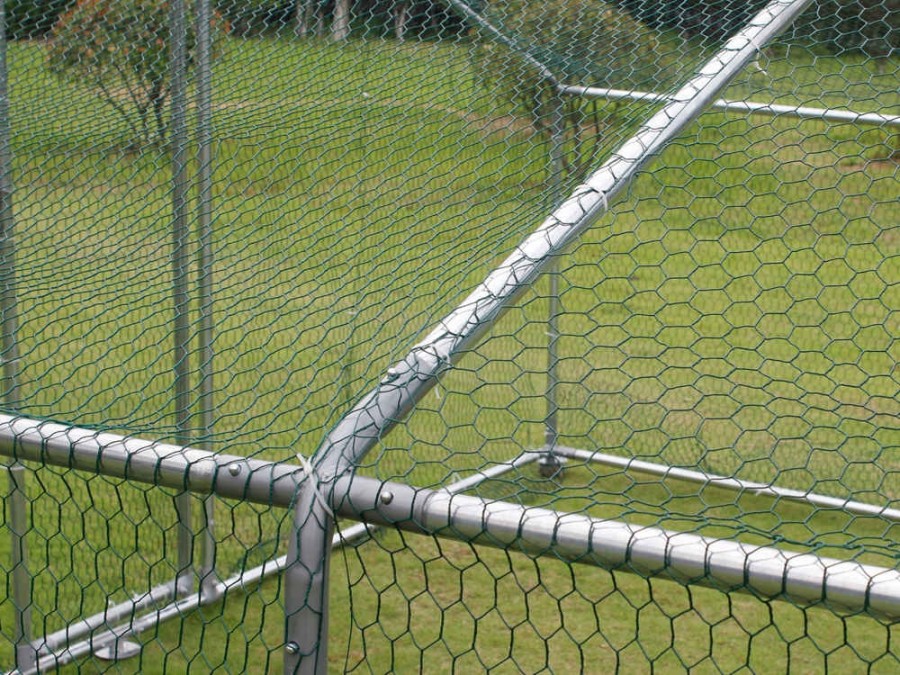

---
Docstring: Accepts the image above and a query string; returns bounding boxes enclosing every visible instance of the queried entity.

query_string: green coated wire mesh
[0,0,897,672]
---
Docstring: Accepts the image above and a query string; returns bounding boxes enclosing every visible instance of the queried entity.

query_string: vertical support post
[170,0,194,595]
[7,466,33,670]
[0,0,15,403]
[283,477,334,674]
[0,2,34,669]
[539,93,565,478]
[194,0,218,598]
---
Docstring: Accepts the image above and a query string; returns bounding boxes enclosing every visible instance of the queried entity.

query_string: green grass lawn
[0,29,897,673]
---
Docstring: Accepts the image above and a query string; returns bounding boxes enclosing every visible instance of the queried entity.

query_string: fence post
[170,0,195,595]
[539,93,566,478]
[0,2,34,670]
[194,0,218,599]
[283,475,334,674]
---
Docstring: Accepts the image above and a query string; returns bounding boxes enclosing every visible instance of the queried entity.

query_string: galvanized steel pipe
[0,415,897,621]
[558,84,900,128]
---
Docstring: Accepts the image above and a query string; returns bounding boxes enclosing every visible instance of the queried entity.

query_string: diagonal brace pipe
[307,0,818,481]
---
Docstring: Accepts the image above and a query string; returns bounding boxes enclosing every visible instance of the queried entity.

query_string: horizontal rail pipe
[335,475,900,620]
[444,0,897,129]
[554,446,900,522]
[35,580,178,657]
[1,414,897,624]
[0,414,540,516]
[0,414,303,505]
[558,84,900,128]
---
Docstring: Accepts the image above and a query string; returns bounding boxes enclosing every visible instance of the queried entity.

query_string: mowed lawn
[0,31,897,673]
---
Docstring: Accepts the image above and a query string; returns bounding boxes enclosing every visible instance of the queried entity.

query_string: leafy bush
[5,0,74,39]
[215,0,294,37]
[795,0,898,59]
[615,0,898,58]
[613,0,766,41]
[475,0,661,179]
[47,0,224,148]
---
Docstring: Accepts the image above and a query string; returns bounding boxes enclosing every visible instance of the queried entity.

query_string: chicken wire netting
[0,0,897,672]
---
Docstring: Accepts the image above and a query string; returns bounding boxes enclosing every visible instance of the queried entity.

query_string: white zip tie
[594,189,608,216]
[296,452,335,519]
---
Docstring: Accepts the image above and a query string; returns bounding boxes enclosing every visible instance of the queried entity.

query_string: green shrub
[215,0,293,37]
[47,0,224,148]
[615,0,898,58]
[474,0,661,179]
[613,0,766,41]
[5,0,74,39]
[795,0,898,59]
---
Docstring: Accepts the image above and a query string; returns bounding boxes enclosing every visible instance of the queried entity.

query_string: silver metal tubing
[440,451,541,494]
[0,412,534,671]
[557,85,670,106]
[283,476,334,674]
[558,84,900,128]
[10,409,895,530]
[32,467,900,674]
[0,414,541,509]
[309,0,816,481]
[0,2,34,669]
[540,262,562,480]
[544,267,561,452]
[1,411,896,673]
[37,449,536,671]
[0,414,303,507]
[333,475,900,620]
[7,463,33,671]
[194,0,218,599]
[281,450,539,671]
[169,0,194,596]
[0,0,19,409]
[34,581,178,655]
[27,523,374,675]
[553,446,900,522]
[541,95,565,475]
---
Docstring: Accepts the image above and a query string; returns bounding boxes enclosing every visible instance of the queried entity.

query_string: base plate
[93,639,142,661]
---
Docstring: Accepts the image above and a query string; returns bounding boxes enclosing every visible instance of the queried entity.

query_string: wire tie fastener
[296,452,335,519]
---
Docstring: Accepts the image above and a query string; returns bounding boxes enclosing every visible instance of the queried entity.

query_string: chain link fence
[0,0,897,672]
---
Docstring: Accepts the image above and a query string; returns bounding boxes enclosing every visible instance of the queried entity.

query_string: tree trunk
[332,0,350,41]
[295,0,315,38]
[395,2,409,41]
[150,79,168,145]
[295,1,308,37]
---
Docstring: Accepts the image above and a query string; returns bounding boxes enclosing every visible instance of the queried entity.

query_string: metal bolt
[385,367,400,379]
[285,642,300,655]
[227,463,242,477]
[380,491,394,505]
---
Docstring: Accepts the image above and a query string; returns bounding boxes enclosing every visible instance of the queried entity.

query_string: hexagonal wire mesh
[0,0,897,672]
